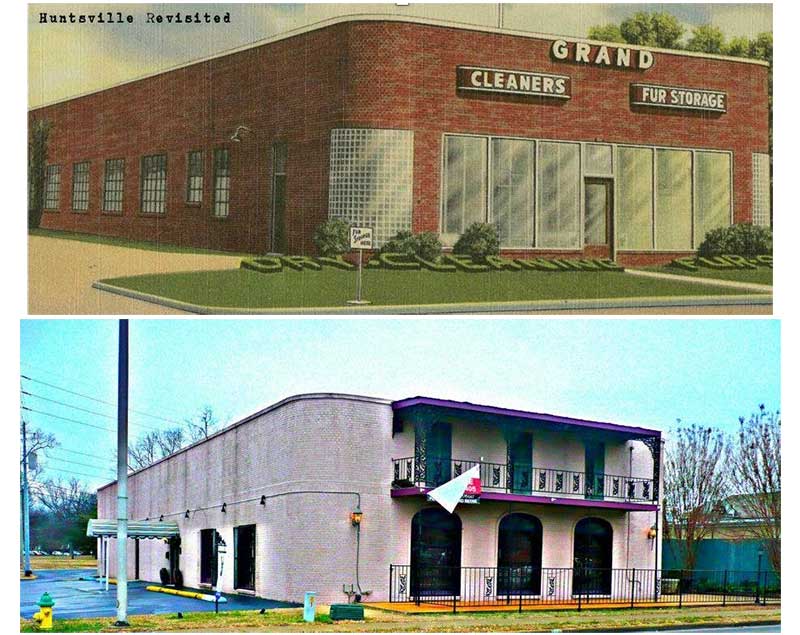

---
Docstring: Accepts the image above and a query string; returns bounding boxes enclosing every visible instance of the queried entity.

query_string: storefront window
[537,141,580,249]
[491,138,534,247]
[328,128,414,246]
[443,135,487,237]
[616,147,654,250]
[694,151,732,247]
[656,149,693,250]
[584,143,613,177]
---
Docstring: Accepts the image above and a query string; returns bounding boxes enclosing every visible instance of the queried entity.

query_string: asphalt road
[20,568,296,619]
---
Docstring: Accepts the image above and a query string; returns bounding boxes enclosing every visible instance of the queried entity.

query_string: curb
[145,585,227,603]
[592,618,781,632]
[626,268,774,292]
[93,282,772,315]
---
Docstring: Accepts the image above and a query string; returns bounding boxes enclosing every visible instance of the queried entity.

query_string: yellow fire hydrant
[33,592,54,630]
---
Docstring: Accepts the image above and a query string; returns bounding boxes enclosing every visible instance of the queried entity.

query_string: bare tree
[663,422,730,570]
[128,427,186,470]
[36,477,94,520]
[186,406,218,441]
[21,423,58,491]
[729,405,780,572]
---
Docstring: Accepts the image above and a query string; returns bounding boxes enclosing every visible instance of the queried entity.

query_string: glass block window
[442,135,488,238]
[752,152,771,227]
[537,141,580,248]
[329,128,414,246]
[694,151,731,248]
[186,151,204,203]
[44,164,61,210]
[213,149,230,218]
[616,147,654,250]
[71,161,90,211]
[584,143,613,177]
[491,138,535,248]
[140,154,167,214]
[655,149,693,250]
[103,159,125,212]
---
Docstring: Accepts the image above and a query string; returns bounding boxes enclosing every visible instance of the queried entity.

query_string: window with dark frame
[140,154,167,214]
[44,164,61,210]
[103,159,125,213]
[233,524,256,591]
[213,148,230,217]
[186,151,204,203]
[71,161,90,211]
[200,528,216,585]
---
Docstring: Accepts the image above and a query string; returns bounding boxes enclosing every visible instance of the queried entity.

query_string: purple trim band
[392,396,660,438]
[390,487,657,512]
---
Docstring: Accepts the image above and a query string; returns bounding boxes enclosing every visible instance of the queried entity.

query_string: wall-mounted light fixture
[221,503,227,514]
[260,495,266,506]
[159,515,164,522]
[185,510,190,519]
[647,525,658,539]
[351,504,363,526]
[230,125,252,142]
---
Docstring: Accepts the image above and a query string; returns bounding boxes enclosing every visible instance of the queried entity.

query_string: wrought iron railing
[391,456,655,503]
[388,564,780,611]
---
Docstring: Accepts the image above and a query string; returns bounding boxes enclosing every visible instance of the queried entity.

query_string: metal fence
[388,565,780,611]
[392,456,655,503]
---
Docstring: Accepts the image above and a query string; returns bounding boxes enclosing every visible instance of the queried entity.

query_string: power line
[21,406,115,433]
[54,447,117,463]
[45,456,115,475]
[40,466,112,481]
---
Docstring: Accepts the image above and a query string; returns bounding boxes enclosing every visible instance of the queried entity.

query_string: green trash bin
[330,604,364,621]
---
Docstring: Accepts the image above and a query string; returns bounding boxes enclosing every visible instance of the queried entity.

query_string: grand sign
[631,83,727,113]
[551,39,654,70]
[456,66,571,99]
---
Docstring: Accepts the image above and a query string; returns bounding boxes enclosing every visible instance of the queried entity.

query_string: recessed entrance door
[425,422,452,487]
[507,431,533,494]
[573,518,613,595]
[410,508,462,598]
[498,513,543,596]
[584,178,614,258]
[234,524,256,591]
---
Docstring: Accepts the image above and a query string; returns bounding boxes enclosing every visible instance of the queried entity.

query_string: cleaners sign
[631,83,727,113]
[457,66,571,99]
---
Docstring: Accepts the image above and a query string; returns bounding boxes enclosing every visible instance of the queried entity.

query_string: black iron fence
[392,456,655,503]
[388,565,780,611]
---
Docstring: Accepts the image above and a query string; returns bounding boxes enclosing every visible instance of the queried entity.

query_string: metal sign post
[347,227,372,305]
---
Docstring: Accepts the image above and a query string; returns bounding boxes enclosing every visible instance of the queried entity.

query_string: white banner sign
[350,227,373,250]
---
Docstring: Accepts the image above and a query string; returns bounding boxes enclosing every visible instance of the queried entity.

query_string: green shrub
[312,218,350,257]
[452,223,500,261]
[380,230,443,262]
[697,223,773,257]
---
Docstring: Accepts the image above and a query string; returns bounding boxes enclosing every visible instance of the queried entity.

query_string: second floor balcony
[391,455,656,509]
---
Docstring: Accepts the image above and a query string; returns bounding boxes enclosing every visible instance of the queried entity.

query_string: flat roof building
[95,393,663,606]
[31,15,771,265]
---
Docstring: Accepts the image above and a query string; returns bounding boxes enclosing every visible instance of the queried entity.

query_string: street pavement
[20,568,296,619]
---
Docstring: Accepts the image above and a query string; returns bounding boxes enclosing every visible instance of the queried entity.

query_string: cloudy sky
[29,3,773,107]
[21,318,779,490]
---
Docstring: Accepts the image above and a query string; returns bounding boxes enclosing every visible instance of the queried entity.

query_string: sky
[28,2,773,107]
[19,318,780,491]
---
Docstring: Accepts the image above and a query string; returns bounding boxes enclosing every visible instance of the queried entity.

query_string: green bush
[312,218,350,257]
[452,223,500,261]
[697,224,773,257]
[380,230,443,262]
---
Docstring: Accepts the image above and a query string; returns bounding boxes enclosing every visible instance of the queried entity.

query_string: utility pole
[21,418,32,577]
[115,319,129,626]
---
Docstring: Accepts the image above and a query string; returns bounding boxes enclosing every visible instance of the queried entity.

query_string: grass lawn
[98,268,765,310]
[645,265,773,286]
[29,229,254,258]
[19,604,779,633]
[22,555,97,571]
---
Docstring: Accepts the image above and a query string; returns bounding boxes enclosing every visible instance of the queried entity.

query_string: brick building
[30,14,771,265]
[94,393,663,605]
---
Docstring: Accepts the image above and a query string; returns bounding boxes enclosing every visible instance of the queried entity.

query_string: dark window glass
[187,151,204,203]
[213,149,230,217]
[573,518,613,595]
[234,524,256,591]
[103,159,125,212]
[498,513,543,595]
[71,162,90,211]
[200,528,216,585]
[140,154,167,214]
[410,508,462,598]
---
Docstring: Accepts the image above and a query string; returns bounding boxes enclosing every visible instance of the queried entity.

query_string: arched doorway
[410,508,461,598]
[573,517,613,595]
[497,513,543,596]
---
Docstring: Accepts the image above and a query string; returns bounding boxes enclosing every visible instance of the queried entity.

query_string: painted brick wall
[30,18,769,263]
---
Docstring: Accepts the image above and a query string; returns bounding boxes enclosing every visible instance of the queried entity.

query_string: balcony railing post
[678,570,684,608]
[389,564,393,603]
[722,569,727,607]
[630,567,636,608]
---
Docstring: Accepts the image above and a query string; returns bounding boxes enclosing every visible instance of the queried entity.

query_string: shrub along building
[30,14,771,265]
[92,393,664,605]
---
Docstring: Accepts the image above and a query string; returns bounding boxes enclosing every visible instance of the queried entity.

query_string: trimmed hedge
[380,230,443,262]
[670,254,773,271]
[312,218,351,257]
[452,223,500,260]
[697,223,772,258]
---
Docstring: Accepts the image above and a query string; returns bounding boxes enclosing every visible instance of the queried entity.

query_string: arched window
[573,517,613,595]
[498,513,543,596]
[410,508,461,597]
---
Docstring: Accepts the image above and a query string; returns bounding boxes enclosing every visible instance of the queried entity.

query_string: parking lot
[21,569,296,619]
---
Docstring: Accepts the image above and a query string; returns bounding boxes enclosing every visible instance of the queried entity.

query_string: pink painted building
[95,393,663,605]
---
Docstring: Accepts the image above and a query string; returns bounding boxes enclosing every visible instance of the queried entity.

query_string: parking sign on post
[347,227,372,305]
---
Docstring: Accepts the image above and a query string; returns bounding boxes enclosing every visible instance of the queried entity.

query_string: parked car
[71,550,82,556]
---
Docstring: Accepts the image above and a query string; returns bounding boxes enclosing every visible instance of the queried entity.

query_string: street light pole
[115,319,130,626]
[21,418,32,576]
